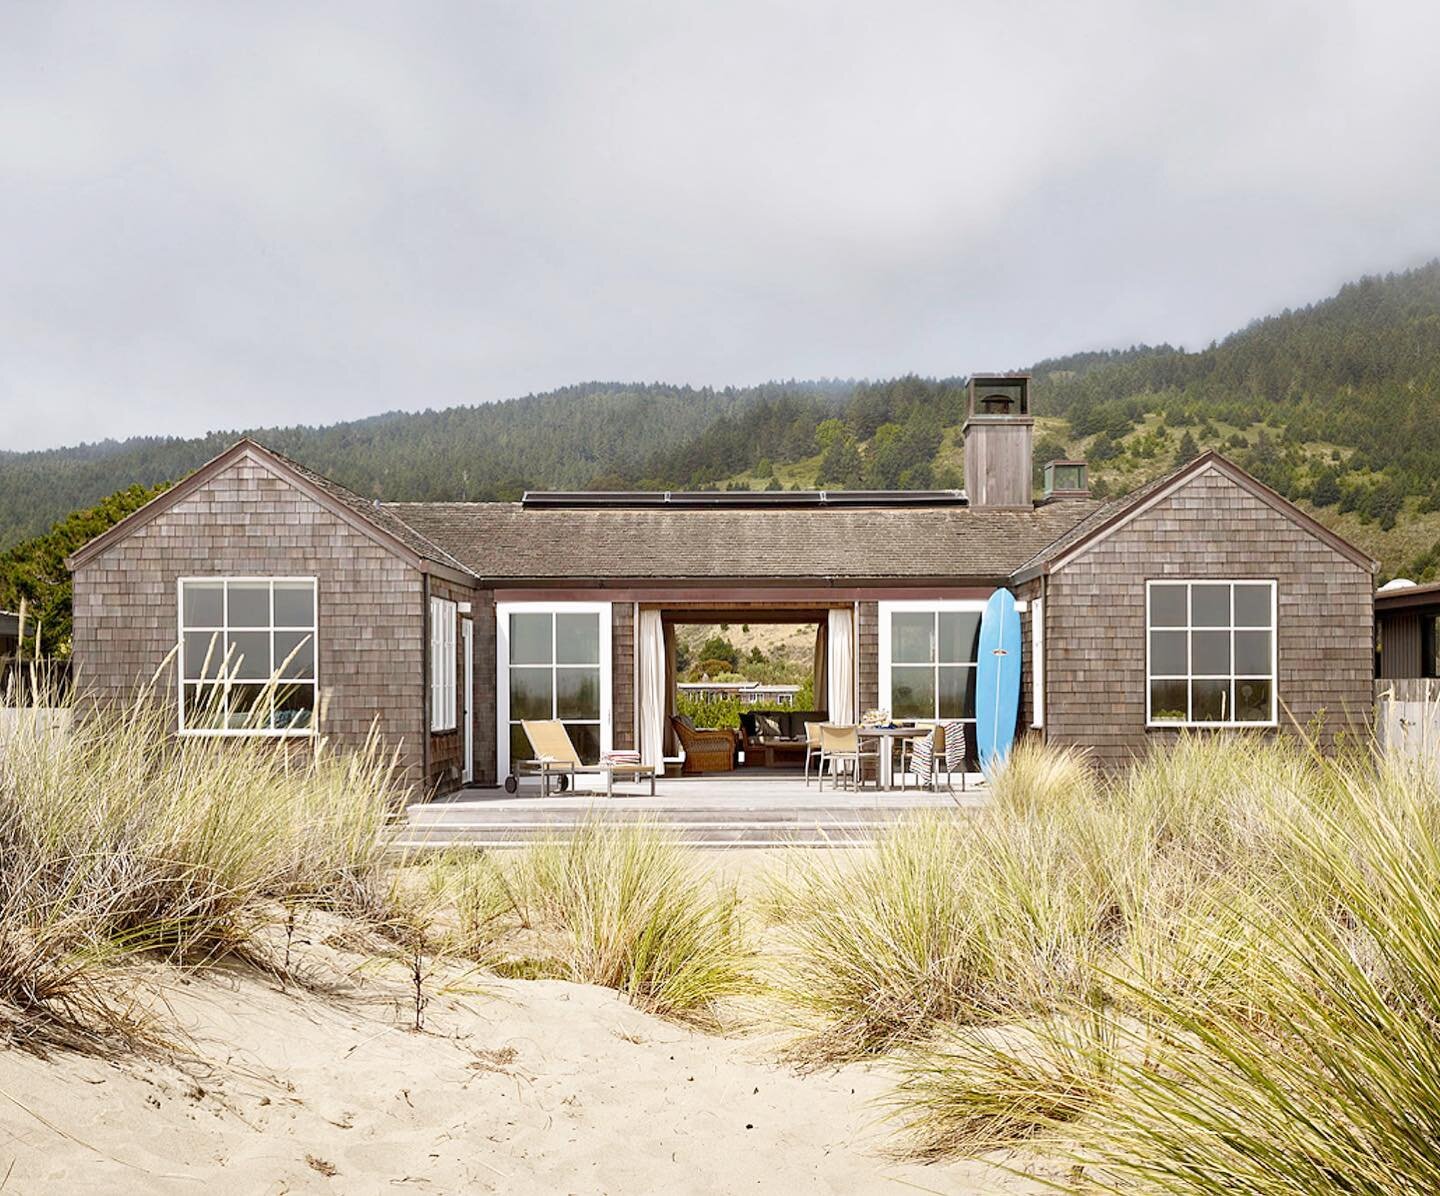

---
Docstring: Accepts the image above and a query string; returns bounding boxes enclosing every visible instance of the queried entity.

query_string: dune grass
[10,674,1440,1193]
[853,735,1440,1194]
[434,823,755,1025]
[771,735,1339,1066]
[0,691,403,1051]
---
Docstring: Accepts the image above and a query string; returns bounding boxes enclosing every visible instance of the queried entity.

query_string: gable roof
[66,439,472,576]
[386,497,1100,581]
[256,444,471,574]
[67,439,1369,589]
[1011,451,1377,581]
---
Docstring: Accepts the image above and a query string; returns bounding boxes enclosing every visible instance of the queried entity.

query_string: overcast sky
[3,1,1440,452]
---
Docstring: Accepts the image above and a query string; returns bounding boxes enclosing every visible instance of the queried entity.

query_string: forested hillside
[6,261,1440,583]
[0,381,854,548]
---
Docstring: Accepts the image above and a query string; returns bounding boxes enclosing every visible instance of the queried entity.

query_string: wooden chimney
[963,374,1034,509]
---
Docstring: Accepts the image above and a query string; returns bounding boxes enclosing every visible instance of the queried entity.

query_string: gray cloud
[3,0,1440,450]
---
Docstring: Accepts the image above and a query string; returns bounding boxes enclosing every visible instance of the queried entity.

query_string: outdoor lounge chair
[511,719,657,797]
[670,714,738,774]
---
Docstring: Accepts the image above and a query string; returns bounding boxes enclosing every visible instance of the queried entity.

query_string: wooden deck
[397,771,987,848]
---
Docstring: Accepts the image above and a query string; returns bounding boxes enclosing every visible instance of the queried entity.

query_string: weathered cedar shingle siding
[1013,575,1042,732]
[472,590,497,785]
[70,456,428,790]
[857,601,879,715]
[611,602,636,751]
[1042,468,1373,769]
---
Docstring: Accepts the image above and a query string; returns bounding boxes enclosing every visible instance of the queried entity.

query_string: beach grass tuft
[0,686,403,1051]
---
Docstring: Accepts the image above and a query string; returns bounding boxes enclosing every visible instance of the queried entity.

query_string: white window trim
[496,601,612,779]
[176,575,318,738]
[1031,596,1045,729]
[430,596,458,733]
[1145,579,1278,729]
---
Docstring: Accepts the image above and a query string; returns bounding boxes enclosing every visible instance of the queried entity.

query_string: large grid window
[879,602,983,765]
[178,577,317,735]
[430,597,457,732]
[1147,580,1276,726]
[506,609,603,767]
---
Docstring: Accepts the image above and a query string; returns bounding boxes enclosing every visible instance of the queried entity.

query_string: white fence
[1375,679,1440,773]
[0,707,72,754]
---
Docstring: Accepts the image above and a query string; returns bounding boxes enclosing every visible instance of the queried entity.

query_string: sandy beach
[0,937,1044,1195]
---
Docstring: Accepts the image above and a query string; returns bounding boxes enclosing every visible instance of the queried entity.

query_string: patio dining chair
[802,720,824,787]
[817,724,878,792]
[902,720,968,792]
[901,726,936,790]
[939,719,968,792]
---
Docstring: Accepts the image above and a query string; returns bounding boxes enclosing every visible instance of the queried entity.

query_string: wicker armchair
[670,714,738,774]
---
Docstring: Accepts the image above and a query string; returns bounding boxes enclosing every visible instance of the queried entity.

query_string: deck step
[393,810,976,849]
[404,806,967,826]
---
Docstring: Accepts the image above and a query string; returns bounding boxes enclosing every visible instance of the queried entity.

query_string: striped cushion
[909,732,935,782]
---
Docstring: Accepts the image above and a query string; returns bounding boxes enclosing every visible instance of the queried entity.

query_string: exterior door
[461,617,474,785]
[495,601,612,780]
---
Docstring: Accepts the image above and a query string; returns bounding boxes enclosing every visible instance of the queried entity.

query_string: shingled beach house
[65,376,1377,797]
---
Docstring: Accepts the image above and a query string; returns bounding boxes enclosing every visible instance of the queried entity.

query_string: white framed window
[496,601,612,778]
[878,599,986,764]
[430,596,458,732]
[1146,580,1277,727]
[177,577,317,736]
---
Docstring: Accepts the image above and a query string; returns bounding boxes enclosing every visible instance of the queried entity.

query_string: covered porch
[492,583,998,793]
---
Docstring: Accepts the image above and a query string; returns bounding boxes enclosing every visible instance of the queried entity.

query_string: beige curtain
[827,608,856,725]
[811,621,828,714]
[638,609,667,775]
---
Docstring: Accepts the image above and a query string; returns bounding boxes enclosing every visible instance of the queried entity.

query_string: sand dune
[0,947,1046,1195]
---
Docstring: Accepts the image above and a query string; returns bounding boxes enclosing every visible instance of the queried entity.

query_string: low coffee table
[747,739,808,768]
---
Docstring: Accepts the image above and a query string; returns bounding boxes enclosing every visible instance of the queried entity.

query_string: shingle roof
[1011,465,1182,578]
[383,498,1100,581]
[262,445,472,574]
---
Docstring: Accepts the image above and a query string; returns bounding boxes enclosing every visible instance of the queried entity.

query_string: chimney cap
[1043,459,1090,499]
[965,374,1032,424]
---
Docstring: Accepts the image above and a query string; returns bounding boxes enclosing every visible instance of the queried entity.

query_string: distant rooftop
[520,489,969,509]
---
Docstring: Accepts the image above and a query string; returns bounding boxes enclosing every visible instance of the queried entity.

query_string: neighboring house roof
[1011,451,1378,581]
[0,611,19,637]
[1374,578,1440,613]
[384,498,1100,581]
[65,439,471,577]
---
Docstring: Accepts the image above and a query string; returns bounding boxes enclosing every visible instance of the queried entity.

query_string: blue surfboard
[975,588,1022,775]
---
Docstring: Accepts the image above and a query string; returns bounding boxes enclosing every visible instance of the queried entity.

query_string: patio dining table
[857,725,931,789]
